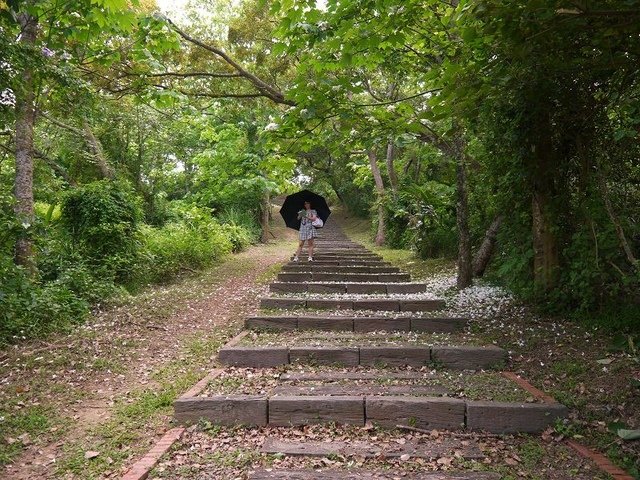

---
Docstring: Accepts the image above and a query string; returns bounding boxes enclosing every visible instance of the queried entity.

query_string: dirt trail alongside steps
[1,224,296,479]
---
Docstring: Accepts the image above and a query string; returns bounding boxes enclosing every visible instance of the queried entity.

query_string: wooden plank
[268,396,365,426]
[174,396,267,426]
[297,316,354,331]
[353,317,411,332]
[411,317,468,333]
[360,346,430,367]
[289,347,360,366]
[466,401,568,434]
[218,347,289,367]
[366,396,465,430]
[261,437,484,459]
[245,316,298,331]
[431,346,507,370]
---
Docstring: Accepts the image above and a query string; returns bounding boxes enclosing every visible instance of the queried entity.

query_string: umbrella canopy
[279,190,331,230]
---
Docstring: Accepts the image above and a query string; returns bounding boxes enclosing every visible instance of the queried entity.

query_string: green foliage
[60,180,143,282]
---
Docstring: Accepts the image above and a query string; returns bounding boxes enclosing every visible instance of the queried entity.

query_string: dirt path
[0,222,297,479]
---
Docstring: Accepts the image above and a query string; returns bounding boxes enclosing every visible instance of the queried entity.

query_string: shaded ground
[338,209,640,478]
[0,218,296,479]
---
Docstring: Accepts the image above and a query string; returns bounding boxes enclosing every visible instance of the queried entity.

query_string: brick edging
[500,371,557,403]
[179,368,224,399]
[121,427,184,480]
[566,440,634,480]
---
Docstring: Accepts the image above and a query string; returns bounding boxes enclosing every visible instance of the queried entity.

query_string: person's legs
[294,240,305,260]
[307,239,314,260]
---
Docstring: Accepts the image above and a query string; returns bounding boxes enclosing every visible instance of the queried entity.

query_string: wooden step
[282,265,401,273]
[245,315,468,333]
[288,259,388,266]
[269,282,428,294]
[260,297,445,312]
[218,344,506,369]
[277,272,411,282]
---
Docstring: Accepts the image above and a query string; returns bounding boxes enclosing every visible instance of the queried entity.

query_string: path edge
[121,427,184,480]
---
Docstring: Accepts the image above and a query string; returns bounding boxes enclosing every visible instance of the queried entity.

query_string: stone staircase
[172,222,568,479]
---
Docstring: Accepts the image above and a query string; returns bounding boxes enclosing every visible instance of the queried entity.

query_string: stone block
[268,396,365,426]
[366,396,465,430]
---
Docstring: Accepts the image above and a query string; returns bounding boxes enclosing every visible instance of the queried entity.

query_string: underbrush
[0,183,260,346]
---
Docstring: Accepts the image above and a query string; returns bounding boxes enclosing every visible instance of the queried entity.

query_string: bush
[60,180,143,283]
[136,204,236,284]
[0,257,90,345]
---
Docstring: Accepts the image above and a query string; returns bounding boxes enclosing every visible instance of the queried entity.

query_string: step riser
[218,345,506,370]
[261,297,445,312]
[245,316,468,333]
[269,283,427,294]
[282,266,400,273]
[277,273,411,283]
[174,395,567,433]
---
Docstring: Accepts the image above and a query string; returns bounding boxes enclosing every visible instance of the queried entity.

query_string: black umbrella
[279,190,331,230]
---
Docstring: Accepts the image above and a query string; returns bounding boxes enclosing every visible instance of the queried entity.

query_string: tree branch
[162,15,295,106]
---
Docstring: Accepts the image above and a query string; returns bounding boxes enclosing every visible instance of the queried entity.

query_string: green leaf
[616,429,640,441]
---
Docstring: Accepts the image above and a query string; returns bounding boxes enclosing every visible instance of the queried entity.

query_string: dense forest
[1,0,639,345]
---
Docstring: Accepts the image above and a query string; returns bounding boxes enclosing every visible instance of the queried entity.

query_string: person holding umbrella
[294,200,318,262]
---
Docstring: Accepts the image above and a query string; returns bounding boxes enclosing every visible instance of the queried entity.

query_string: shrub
[60,180,143,283]
[0,257,90,345]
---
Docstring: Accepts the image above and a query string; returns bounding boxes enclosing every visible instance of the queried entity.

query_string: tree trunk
[13,13,38,274]
[260,189,271,243]
[82,121,113,179]
[455,142,472,289]
[597,170,639,272]
[385,141,398,196]
[532,191,559,290]
[472,214,504,277]
[368,150,386,246]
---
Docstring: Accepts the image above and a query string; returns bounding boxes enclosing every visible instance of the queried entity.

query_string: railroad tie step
[246,315,468,332]
[218,345,506,369]
[269,282,429,294]
[259,297,446,312]
[277,272,412,283]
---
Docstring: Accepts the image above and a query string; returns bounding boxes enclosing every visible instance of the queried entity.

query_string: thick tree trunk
[472,214,504,277]
[13,13,38,273]
[260,189,271,243]
[368,150,386,246]
[385,141,398,195]
[532,191,559,290]
[455,143,472,289]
